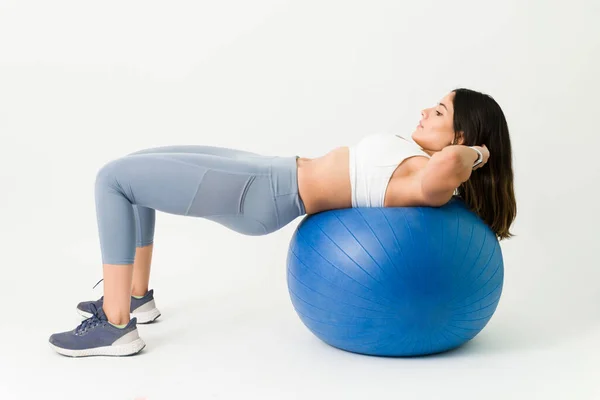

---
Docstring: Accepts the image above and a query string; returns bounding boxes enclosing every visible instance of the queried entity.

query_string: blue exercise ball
[286,197,504,357]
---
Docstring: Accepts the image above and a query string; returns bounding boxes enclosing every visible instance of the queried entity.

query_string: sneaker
[77,289,161,324]
[49,303,146,357]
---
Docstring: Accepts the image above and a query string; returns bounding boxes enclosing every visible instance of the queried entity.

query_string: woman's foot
[49,303,146,357]
[76,289,161,324]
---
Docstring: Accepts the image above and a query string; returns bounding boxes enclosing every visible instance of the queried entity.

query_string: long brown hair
[452,88,517,241]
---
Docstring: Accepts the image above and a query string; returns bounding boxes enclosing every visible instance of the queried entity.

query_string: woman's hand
[472,145,490,170]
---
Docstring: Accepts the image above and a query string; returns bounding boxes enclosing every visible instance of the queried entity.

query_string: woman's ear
[453,132,465,145]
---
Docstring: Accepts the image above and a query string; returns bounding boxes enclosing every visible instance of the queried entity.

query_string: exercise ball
[286,197,504,357]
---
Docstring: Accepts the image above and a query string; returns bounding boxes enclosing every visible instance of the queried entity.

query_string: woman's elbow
[421,187,454,207]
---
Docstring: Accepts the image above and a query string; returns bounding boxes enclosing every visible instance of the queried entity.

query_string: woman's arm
[419,145,482,206]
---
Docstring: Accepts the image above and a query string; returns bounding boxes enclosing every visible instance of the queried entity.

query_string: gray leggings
[94,145,306,265]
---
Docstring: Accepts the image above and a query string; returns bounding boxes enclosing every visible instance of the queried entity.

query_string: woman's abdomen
[298,147,352,214]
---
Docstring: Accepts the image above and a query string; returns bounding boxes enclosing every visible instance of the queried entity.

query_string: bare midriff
[296,146,429,215]
[296,146,352,215]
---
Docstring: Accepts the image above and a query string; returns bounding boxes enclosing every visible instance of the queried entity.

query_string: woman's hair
[451,88,517,241]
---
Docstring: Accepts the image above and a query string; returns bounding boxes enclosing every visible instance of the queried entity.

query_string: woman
[48,88,516,357]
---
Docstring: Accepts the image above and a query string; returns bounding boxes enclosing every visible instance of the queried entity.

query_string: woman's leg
[95,151,283,326]
[130,243,153,297]
[126,145,262,296]
[130,208,154,297]
[50,148,303,357]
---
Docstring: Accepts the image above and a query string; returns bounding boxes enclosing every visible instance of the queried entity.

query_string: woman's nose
[421,109,427,119]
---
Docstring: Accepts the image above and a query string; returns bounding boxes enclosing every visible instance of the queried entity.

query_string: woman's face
[411,92,462,154]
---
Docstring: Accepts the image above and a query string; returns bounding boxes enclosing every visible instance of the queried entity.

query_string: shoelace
[75,303,107,335]
[92,278,103,289]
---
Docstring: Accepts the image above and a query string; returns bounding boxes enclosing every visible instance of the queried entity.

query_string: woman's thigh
[97,152,277,235]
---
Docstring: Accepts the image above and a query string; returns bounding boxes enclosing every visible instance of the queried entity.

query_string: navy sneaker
[77,289,161,324]
[49,303,146,357]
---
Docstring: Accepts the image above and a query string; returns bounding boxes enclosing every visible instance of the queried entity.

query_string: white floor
[1,220,599,400]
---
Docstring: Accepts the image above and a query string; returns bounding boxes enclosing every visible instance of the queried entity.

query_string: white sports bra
[348,133,431,208]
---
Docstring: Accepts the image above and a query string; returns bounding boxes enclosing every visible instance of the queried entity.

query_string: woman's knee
[95,157,131,191]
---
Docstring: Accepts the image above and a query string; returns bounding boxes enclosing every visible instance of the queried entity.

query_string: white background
[1,0,599,399]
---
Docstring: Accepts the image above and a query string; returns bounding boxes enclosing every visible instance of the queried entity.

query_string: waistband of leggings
[270,156,306,216]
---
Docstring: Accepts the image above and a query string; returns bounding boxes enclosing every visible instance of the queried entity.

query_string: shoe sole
[77,307,161,324]
[49,338,146,357]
